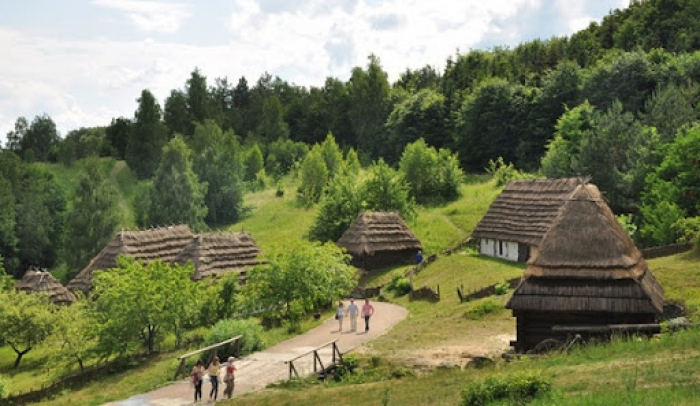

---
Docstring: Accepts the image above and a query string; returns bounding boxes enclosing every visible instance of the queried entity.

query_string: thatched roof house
[176,232,262,281]
[17,269,76,305]
[67,225,194,295]
[506,183,664,353]
[472,177,586,262]
[337,212,422,270]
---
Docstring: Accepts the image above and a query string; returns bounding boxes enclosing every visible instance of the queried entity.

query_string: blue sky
[0,0,629,141]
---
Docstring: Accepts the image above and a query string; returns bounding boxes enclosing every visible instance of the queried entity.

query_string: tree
[148,136,208,230]
[12,166,66,276]
[92,258,201,355]
[186,68,211,124]
[242,241,357,327]
[0,174,17,274]
[164,89,193,136]
[5,117,28,152]
[244,144,264,182]
[307,172,364,242]
[0,289,54,368]
[265,138,309,177]
[62,158,120,278]
[126,89,168,179]
[362,159,416,219]
[191,120,245,225]
[320,132,343,178]
[256,96,290,141]
[105,117,132,159]
[541,102,597,178]
[51,298,96,373]
[385,88,447,162]
[642,84,697,143]
[344,148,361,175]
[348,55,392,156]
[298,146,328,206]
[20,114,60,162]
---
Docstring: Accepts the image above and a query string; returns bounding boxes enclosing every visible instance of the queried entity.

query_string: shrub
[494,281,509,296]
[465,300,502,319]
[275,182,284,197]
[334,354,359,381]
[385,274,413,296]
[461,372,552,406]
[485,157,534,187]
[203,318,266,362]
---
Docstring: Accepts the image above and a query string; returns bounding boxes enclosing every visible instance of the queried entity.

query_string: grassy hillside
[35,158,143,228]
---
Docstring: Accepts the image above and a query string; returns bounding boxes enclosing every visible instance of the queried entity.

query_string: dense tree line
[3,0,700,280]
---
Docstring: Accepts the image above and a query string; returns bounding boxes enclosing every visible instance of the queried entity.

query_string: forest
[2,0,700,282]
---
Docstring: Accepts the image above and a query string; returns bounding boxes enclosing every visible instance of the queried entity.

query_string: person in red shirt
[361,299,375,332]
[223,356,237,399]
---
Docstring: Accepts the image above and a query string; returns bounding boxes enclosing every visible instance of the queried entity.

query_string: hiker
[362,299,375,332]
[416,249,423,264]
[336,301,345,331]
[224,356,236,399]
[208,356,221,401]
[191,360,205,403]
[347,298,359,332]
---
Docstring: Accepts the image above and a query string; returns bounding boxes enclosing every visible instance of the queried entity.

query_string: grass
[225,180,317,253]
[218,328,700,406]
[0,312,331,405]
[647,249,700,317]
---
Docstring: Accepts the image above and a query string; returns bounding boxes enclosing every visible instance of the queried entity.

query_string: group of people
[191,356,237,403]
[335,298,374,333]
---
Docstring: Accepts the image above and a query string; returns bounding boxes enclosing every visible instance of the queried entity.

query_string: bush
[275,182,285,197]
[465,300,503,319]
[399,139,465,204]
[385,274,413,296]
[461,372,552,406]
[494,281,509,296]
[334,354,359,381]
[202,318,266,362]
[485,157,534,187]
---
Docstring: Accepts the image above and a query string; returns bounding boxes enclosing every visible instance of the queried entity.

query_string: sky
[0,0,630,142]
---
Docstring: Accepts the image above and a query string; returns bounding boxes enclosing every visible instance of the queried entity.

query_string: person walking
[223,356,236,399]
[336,301,345,332]
[347,298,359,332]
[208,356,221,401]
[362,299,375,332]
[191,360,205,403]
[416,249,423,264]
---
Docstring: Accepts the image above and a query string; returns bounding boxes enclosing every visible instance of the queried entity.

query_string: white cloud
[0,0,627,143]
[92,0,191,33]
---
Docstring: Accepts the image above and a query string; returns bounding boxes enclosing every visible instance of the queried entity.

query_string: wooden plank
[177,335,243,361]
[284,339,339,363]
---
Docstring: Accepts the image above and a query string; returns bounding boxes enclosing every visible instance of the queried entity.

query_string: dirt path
[105,302,408,406]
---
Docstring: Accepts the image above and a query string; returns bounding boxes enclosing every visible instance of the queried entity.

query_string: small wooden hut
[176,232,262,282]
[337,212,422,270]
[506,183,664,353]
[67,224,194,295]
[472,178,585,262]
[17,269,76,305]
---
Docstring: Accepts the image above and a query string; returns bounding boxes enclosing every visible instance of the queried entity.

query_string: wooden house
[472,178,585,262]
[67,225,194,295]
[506,183,664,353]
[17,269,76,305]
[175,232,262,283]
[337,212,422,270]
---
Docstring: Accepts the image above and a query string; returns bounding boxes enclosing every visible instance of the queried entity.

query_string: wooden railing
[173,335,242,379]
[285,339,343,380]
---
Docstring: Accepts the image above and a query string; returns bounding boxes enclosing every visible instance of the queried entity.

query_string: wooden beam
[177,335,243,361]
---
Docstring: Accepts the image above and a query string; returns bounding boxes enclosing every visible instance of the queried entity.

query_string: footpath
[106,302,408,406]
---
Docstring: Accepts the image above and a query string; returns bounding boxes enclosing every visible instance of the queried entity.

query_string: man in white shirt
[347,298,359,332]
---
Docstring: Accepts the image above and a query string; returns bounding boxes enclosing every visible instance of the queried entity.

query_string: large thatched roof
[67,225,194,295]
[507,184,664,314]
[472,177,586,246]
[176,232,262,280]
[337,212,422,257]
[17,269,76,305]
